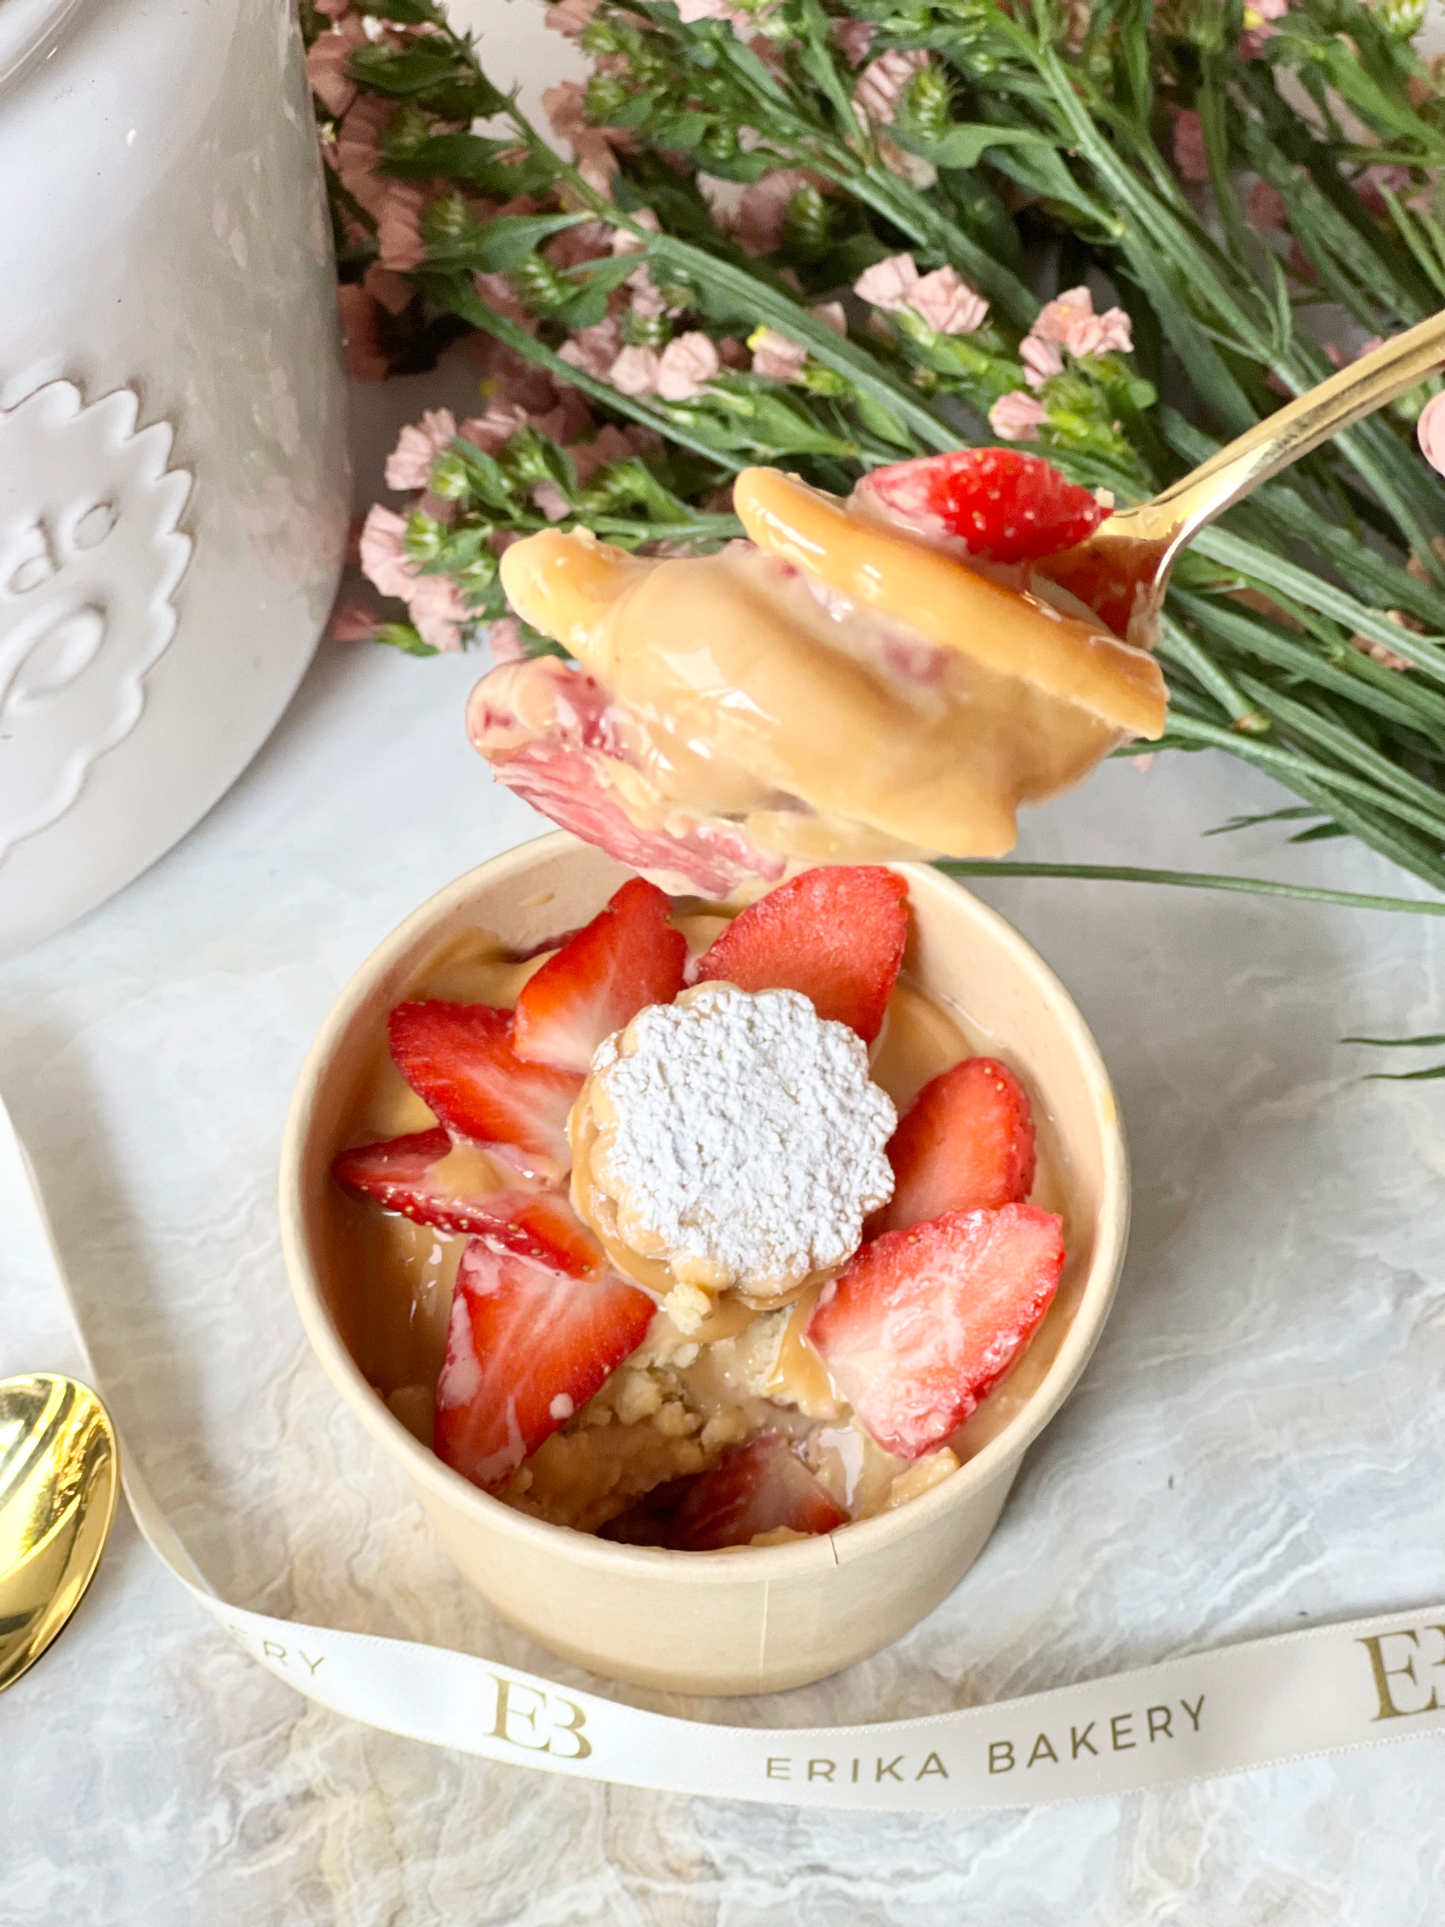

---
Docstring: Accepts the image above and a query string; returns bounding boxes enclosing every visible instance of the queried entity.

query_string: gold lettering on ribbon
[488,1675,592,1759]
[1357,1628,1445,1721]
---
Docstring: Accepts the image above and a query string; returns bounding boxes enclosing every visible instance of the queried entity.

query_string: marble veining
[0,617,1442,1917]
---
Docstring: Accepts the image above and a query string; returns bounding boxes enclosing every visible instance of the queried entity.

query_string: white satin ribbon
[7,1098,1442,1809]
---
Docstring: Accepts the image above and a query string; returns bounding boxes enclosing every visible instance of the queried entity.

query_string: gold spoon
[1041,308,1445,644]
[0,1372,118,1692]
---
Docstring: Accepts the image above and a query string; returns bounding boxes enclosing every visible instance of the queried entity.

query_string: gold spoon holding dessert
[1044,308,1445,643]
[0,1372,118,1692]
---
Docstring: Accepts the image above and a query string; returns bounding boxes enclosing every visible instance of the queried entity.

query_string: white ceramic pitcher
[0,0,349,957]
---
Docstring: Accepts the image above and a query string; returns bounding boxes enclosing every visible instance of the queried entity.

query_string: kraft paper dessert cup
[281,831,1129,1697]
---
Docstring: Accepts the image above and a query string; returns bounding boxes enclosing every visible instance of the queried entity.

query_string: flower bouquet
[306,0,1445,944]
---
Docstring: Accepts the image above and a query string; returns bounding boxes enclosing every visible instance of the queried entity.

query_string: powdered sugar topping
[589,983,896,1296]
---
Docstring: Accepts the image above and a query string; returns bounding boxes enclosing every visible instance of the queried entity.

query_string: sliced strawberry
[692,865,908,1043]
[856,449,1107,564]
[388,1001,582,1172]
[807,1204,1064,1461]
[513,877,688,1074]
[1033,534,1166,640]
[433,1240,655,1490]
[331,1128,604,1275]
[665,1434,847,1551]
[872,1057,1036,1236]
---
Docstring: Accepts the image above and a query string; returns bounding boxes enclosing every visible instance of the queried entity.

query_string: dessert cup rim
[281,830,1130,1580]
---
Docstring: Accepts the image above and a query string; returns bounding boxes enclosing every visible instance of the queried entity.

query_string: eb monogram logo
[1357,1624,1445,1721]
[488,1675,592,1760]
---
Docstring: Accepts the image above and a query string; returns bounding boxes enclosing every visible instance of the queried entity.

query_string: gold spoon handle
[1110,308,1445,553]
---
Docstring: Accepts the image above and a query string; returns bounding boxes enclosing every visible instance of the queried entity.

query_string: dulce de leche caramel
[496,468,1168,867]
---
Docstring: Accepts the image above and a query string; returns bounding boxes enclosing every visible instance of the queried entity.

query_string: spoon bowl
[0,1373,118,1693]
[1041,307,1445,645]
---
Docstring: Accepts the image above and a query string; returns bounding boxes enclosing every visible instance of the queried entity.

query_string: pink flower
[313,0,349,16]
[533,480,572,522]
[336,91,391,220]
[1020,335,1064,389]
[1417,391,1445,477]
[547,221,613,269]
[336,285,388,382]
[1239,0,1287,57]
[811,301,847,337]
[363,263,413,316]
[1033,285,1131,357]
[676,0,751,26]
[1246,180,1287,229]
[569,424,640,484]
[1068,309,1133,357]
[487,617,528,662]
[610,208,662,256]
[545,0,597,34]
[853,252,920,312]
[329,599,382,642]
[1354,335,1386,361]
[408,573,470,652]
[1357,163,1412,218]
[656,331,721,401]
[735,169,816,256]
[1173,109,1209,184]
[1033,286,1092,345]
[543,81,621,196]
[989,392,1048,442]
[377,181,428,273]
[386,409,459,491]
[608,346,662,395]
[750,328,807,382]
[472,271,535,331]
[831,17,877,65]
[908,265,989,334]
[559,318,623,379]
[853,49,929,128]
[359,504,415,599]
[457,403,529,454]
[306,19,365,118]
[628,278,669,320]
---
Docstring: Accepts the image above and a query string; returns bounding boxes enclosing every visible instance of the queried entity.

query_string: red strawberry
[388,1002,582,1173]
[692,866,908,1043]
[513,876,688,1073]
[807,1204,1064,1461]
[1034,534,1166,640]
[856,449,1107,564]
[665,1434,847,1551]
[331,1127,604,1275]
[434,1240,655,1490]
[872,1057,1036,1236]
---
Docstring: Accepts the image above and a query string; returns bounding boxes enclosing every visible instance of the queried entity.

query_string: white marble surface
[2,600,1444,1917]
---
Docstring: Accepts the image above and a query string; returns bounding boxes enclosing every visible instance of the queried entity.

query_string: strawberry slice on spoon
[856,448,1108,563]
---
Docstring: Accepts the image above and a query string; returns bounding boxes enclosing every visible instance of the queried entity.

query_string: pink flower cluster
[986,288,1133,442]
[1239,0,1288,59]
[748,303,845,383]
[1031,285,1133,361]
[852,254,990,335]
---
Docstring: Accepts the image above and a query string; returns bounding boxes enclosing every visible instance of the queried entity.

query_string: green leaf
[464,213,591,272]
[1344,1032,1445,1046]
[890,121,1053,171]
[935,860,1445,916]
[374,623,438,657]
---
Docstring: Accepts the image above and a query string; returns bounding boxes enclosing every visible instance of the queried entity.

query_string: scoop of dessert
[466,453,1169,899]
